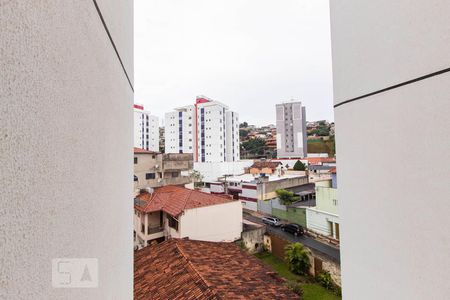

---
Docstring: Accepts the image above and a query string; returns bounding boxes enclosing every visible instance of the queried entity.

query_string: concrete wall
[179,201,243,242]
[0,1,133,299]
[331,1,450,298]
[194,160,253,182]
[316,187,338,215]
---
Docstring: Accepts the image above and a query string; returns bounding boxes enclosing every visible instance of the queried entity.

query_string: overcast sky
[134,0,334,126]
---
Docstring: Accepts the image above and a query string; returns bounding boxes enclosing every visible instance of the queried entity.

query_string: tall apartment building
[276,101,307,158]
[134,104,159,152]
[331,1,450,299]
[165,96,240,163]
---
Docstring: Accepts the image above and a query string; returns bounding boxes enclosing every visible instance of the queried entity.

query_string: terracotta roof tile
[251,161,282,169]
[135,186,236,217]
[134,239,299,299]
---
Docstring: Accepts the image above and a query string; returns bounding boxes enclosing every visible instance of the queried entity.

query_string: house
[134,239,299,300]
[306,168,340,241]
[211,171,309,211]
[134,148,193,193]
[134,186,242,249]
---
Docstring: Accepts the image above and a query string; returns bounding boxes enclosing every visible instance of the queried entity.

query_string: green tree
[239,129,249,139]
[285,243,311,275]
[189,170,203,187]
[293,160,306,171]
[276,189,299,205]
[241,138,266,157]
[239,121,249,128]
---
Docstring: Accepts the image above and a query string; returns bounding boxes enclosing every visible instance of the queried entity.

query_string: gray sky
[134,0,334,126]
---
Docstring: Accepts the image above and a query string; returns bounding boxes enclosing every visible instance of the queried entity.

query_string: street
[244,212,341,264]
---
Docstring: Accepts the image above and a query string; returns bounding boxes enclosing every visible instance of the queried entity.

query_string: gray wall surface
[0,1,133,299]
[331,0,450,299]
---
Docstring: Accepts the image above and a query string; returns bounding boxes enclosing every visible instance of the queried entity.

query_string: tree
[293,160,306,171]
[239,121,248,128]
[239,129,249,139]
[276,189,299,205]
[241,138,266,157]
[285,243,311,275]
[189,170,203,187]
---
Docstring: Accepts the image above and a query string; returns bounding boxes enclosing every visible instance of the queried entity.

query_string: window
[141,223,145,233]
[146,173,156,180]
[134,175,138,182]
[134,157,138,164]
[172,172,179,178]
[333,199,338,206]
[168,215,178,231]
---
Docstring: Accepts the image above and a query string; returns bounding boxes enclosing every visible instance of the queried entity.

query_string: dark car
[280,223,304,236]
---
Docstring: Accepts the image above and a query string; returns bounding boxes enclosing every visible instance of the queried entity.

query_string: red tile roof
[134,147,159,154]
[134,239,299,300]
[305,157,336,165]
[329,167,337,174]
[135,186,236,217]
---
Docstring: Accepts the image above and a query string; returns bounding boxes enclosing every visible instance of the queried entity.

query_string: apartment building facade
[276,101,307,158]
[134,104,159,152]
[133,148,193,193]
[165,96,240,162]
[1,1,133,298]
[331,0,450,298]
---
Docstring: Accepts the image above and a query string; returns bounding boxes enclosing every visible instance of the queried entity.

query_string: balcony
[147,226,164,235]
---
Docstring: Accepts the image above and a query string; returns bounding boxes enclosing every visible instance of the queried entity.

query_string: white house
[134,185,242,249]
[306,168,339,240]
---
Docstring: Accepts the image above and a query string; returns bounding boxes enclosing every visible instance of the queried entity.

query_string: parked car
[280,223,304,236]
[262,216,281,227]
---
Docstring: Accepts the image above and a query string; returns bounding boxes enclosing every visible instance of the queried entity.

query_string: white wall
[0,1,133,299]
[194,160,253,182]
[331,1,450,298]
[306,208,339,237]
[179,202,243,242]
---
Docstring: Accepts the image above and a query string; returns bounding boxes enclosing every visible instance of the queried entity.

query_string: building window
[172,172,179,178]
[168,215,178,231]
[134,157,138,164]
[146,173,156,180]
[134,175,138,182]
[333,199,338,206]
[141,223,145,234]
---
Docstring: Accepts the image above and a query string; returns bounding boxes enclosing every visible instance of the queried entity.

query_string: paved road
[244,212,341,264]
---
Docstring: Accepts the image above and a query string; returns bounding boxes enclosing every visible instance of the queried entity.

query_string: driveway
[244,212,341,264]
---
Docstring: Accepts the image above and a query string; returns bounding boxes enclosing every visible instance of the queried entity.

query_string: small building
[134,148,193,193]
[134,186,242,249]
[211,172,309,211]
[306,168,340,241]
[134,239,298,299]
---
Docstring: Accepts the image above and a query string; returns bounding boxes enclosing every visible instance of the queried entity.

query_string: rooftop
[250,161,282,169]
[134,147,159,154]
[134,185,236,216]
[134,239,298,300]
[220,173,305,184]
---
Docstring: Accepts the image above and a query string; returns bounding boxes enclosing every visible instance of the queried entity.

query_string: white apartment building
[331,0,450,299]
[134,104,159,152]
[165,96,240,162]
[276,101,307,158]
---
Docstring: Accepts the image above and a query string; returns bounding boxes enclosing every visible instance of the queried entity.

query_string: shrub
[316,271,334,290]
[284,243,311,275]
[285,281,303,296]
[293,160,306,171]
